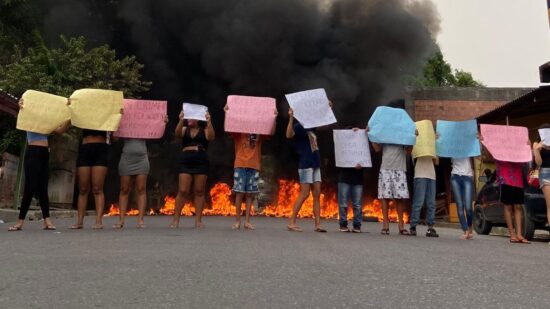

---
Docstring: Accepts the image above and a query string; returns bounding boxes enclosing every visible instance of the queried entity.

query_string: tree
[0,0,41,65]
[411,50,484,88]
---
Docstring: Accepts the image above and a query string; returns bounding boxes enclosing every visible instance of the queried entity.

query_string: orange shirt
[233,133,263,170]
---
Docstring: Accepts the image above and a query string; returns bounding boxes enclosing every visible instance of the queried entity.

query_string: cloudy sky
[434,0,550,87]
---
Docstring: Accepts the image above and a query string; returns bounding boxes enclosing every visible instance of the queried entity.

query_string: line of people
[7,99,548,245]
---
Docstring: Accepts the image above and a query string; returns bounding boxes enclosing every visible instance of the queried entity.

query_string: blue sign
[436,119,481,158]
[367,106,416,145]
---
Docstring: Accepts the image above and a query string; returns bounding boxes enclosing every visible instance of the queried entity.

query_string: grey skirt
[119,153,149,176]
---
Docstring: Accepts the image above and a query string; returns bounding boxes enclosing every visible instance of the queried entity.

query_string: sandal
[112,223,124,229]
[8,225,22,231]
[287,225,302,232]
[314,227,327,233]
[232,222,241,230]
[244,222,255,230]
[380,228,390,235]
[92,224,103,230]
[518,238,531,244]
[399,229,410,235]
[70,224,83,230]
[510,238,520,243]
[43,225,57,230]
[137,223,145,229]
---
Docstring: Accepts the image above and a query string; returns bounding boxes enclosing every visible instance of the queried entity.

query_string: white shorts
[298,168,322,184]
[378,169,409,199]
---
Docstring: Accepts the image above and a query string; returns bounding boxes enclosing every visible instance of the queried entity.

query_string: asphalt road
[1,216,549,309]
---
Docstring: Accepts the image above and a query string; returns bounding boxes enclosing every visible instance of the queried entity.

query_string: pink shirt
[495,161,523,188]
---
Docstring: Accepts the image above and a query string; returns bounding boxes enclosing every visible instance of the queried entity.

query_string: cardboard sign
[224,95,277,135]
[436,120,480,158]
[539,128,550,146]
[285,88,337,129]
[16,90,70,134]
[367,106,416,145]
[333,129,372,168]
[69,89,123,131]
[113,99,167,139]
[480,124,531,163]
[412,120,436,159]
[183,103,208,121]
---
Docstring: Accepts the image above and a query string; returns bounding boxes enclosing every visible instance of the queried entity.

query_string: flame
[105,180,407,223]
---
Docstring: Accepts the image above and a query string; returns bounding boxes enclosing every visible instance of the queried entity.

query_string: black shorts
[500,184,524,205]
[76,143,109,167]
[179,151,209,175]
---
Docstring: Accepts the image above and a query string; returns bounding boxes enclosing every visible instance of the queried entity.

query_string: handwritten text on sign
[114,99,167,139]
[285,88,337,129]
[183,103,208,121]
[480,124,531,163]
[367,106,416,145]
[16,90,70,134]
[333,129,372,168]
[69,89,123,131]
[436,119,480,158]
[224,95,276,135]
[412,120,436,159]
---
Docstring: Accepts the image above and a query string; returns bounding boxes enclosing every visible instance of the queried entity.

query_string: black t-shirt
[337,168,364,185]
[541,148,550,168]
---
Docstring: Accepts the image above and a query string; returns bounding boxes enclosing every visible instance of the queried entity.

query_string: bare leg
[115,175,133,228]
[503,204,517,241]
[233,192,244,229]
[380,199,389,230]
[172,173,192,228]
[193,174,207,228]
[73,167,91,228]
[244,194,255,229]
[396,199,404,231]
[312,182,322,229]
[135,174,147,228]
[543,186,550,227]
[288,184,311,229]
[514,205,527,241]
[91,166,108,229]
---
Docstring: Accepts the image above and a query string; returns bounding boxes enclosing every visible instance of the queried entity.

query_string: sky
[433,0,550,87]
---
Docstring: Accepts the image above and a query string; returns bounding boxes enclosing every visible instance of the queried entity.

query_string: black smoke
[37,0,440,196]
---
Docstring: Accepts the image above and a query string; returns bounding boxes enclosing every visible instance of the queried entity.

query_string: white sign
[539,128,550,146]
[285,88,337,129]
[183,103,208,121]
[333,129,372,168]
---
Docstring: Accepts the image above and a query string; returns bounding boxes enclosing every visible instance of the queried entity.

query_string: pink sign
[114,99,167,139]
[224,95,277,135]
[480,124,531,163]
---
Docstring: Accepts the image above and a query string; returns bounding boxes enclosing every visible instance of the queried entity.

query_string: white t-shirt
[451,158,473,177]
[414,157,436,180]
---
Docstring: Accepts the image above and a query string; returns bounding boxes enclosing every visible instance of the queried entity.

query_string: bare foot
[232,222,241,230]
[244,222,255,230]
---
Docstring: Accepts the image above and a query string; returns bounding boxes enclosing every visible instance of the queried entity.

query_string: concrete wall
[0,153,19,208]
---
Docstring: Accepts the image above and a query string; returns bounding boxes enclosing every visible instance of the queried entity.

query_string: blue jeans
[410,178,436,228]
[337,183,363,228]
[451,174,474,232]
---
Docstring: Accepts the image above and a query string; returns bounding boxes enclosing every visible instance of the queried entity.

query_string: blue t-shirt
[293,123,321,169]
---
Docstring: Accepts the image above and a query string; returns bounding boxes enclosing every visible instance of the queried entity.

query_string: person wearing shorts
[286,108,326,232]
[496,160,529,244]
[372,143,411,235]
[533,131,550,245]
[226,104,277,230]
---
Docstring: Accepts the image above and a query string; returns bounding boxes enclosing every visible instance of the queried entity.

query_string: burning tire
[474,205,492,235]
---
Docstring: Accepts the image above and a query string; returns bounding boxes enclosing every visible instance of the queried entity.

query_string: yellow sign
[16,90,70,134]
[412,120,436,159]
[69,89,123,131]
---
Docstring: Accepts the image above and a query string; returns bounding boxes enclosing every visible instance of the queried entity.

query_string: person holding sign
[286,107,331,233]
[8,99,71,231]
[336,128,368,233]
[372,140,412,235]
[171,110,215,229]
[533,124,550,244]
[225,103,277,230]
[450,156,476,239]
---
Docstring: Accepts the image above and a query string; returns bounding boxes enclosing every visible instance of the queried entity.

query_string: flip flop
[137,223,145,229]
[232,222,241,230]
[518,238,531,244]
[399,229,410,235]
[510,238,520,243]
[92,224,103,230]
[43,225,56,230]
[380,228,390,235]
[70,224,83,230]
[8,225,22,231]
[287,225,302,232]
[314,227,327,233]
[112,223,124,229]
[244,223,255,230]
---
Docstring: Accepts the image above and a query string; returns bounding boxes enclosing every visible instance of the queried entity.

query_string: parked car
[474,169,548,240]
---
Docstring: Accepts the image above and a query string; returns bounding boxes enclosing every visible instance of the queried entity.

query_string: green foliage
[0,36,151,97]
[0,113,23,155]
[0,0,40,65]
[411,51,484,88]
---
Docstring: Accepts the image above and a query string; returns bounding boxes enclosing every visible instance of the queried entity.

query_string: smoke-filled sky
[37,0,439,179]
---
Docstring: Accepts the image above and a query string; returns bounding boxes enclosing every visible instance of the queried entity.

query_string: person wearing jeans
[451,158,474,239]
[409,156,439,237]
[337,166,364,233]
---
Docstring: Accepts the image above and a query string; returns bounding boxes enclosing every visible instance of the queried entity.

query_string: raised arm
[175,111,186,138]
[286,108,295,139]
[205,112,215,141]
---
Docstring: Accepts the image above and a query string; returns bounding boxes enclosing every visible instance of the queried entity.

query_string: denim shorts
[298,168,321,184]
[233,168,260,193]
[539,168,550,188]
